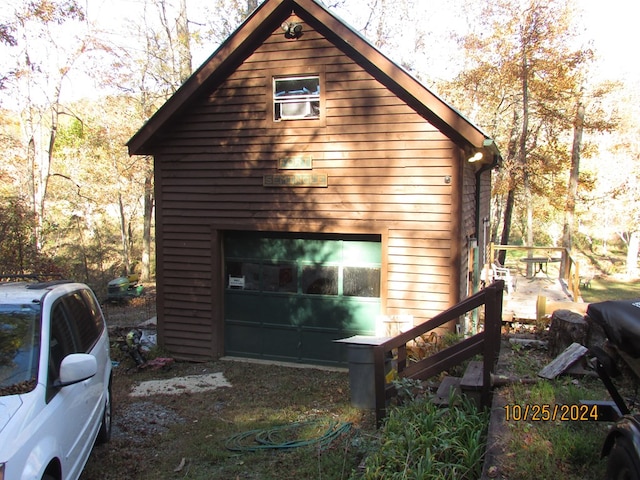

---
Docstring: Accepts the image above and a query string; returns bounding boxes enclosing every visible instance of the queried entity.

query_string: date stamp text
[504,403,599,422]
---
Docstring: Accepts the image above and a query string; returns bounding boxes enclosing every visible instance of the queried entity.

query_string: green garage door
[224,232,381,366]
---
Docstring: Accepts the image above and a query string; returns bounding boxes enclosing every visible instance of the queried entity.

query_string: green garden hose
[225,419,352,452]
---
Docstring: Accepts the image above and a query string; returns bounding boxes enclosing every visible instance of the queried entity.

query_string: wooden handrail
[372,281,504,425]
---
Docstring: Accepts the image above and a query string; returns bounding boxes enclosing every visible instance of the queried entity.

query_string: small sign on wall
[278,155,313,170]
[264,173,328,187]
[228,276,245,289]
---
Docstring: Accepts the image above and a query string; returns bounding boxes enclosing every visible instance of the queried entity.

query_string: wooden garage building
[127,0,501,364]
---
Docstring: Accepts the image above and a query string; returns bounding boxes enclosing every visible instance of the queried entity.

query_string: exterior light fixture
[468,151,483,163]
[281,21,303,39]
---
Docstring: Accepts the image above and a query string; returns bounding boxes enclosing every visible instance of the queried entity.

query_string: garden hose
[225,419,352,452]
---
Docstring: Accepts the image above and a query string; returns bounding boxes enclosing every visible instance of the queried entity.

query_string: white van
[0,280,112,480]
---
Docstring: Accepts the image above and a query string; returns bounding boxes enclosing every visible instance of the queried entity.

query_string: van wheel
[607,436,640,480]
[96,380,112,444]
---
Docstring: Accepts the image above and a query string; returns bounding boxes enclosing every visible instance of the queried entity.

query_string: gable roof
[127,0,500,162]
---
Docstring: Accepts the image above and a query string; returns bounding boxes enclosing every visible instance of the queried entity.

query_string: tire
[96,379,112,444]
[607,436,640,480]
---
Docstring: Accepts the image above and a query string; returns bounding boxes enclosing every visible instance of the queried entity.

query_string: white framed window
[273,75,320,121]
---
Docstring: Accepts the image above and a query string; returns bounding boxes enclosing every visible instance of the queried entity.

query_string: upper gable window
[273,76,320,121]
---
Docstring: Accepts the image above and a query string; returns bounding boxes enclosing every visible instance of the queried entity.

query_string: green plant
[353,395,488,480]
[392,377,425,403]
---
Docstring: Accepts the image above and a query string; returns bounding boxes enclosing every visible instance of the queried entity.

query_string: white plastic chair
[493,261,516,294]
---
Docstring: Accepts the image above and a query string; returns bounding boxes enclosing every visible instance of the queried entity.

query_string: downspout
[474,154,500,241]
[474,152,500,285]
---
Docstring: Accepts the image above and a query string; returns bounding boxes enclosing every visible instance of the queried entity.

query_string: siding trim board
[132,0,501,362]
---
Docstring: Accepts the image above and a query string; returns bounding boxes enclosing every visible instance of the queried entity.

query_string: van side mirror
[55,354,97,387]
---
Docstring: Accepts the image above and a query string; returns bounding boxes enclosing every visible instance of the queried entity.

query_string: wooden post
[482,281,503,407]
[373,345,387,427]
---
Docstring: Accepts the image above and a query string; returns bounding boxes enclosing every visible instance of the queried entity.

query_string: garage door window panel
[301,265,338,295]
[344,267,381,298]
[226,261,260,291]
[263,262,297,293]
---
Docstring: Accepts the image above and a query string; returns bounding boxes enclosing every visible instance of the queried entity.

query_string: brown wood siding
[460,161,477,299]
[153,18,466,359]
[158,224,214,359]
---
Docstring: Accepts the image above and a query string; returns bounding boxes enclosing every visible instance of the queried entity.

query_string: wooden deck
[501,273,576,323]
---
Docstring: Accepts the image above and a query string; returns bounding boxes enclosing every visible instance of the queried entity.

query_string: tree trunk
[176,0,192,84]
[498,188,515,265]
[521,47,533,275]
[548,309,588,358]
[497,109,522,265]
[117,189,130,275]
[627,231,639,278]
[562,98,584,274]
[141,158,154,282]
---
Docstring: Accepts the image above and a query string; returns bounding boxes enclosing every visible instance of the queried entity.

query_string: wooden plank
[387,291,450,304]
[538,343,588,380]
[161,209,451,224]
[162,183,453,196]
[162,193,452,207]
[401,334,485,380]
[461,361,483,390]
[162,166,450,179]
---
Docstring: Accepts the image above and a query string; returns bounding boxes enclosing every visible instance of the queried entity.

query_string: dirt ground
[82,290,367,480]
[81,354,362,479]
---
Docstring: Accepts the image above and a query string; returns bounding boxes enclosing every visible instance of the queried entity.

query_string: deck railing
[372,281,504,424]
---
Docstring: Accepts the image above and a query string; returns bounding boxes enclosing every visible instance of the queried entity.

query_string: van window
[62,291,102,352]
[0,304,40,395]
[79,289,105,339]
[48,302,79,393]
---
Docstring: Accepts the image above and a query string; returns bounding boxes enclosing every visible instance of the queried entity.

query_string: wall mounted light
[281,21,303,39]
[468,151,483,163]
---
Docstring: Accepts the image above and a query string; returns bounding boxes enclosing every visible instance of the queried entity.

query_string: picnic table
[520,256,561,278]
